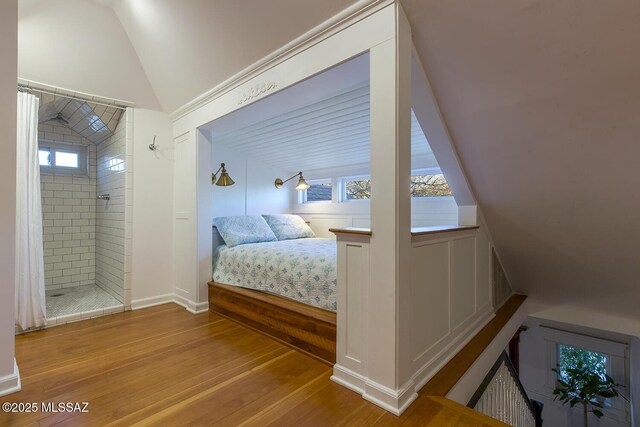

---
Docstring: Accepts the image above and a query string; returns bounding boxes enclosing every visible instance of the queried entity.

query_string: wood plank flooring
[1,303,505,426]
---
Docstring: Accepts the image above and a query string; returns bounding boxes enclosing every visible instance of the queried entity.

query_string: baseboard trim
[0,360,21,397]
[363,379,418,416]
[331,364,418,416]
[331,364,366,394]
[172,294,209,314]
[131,294,175,310]
[332,306,495,416]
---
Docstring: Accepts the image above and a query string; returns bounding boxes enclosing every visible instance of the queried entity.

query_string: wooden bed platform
[208,281,336,365]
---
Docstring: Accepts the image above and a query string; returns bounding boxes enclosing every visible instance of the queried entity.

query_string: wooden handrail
[421,294,527,397]
[329,225,480,238]
[329,227,372,236]
[411,225,479,236]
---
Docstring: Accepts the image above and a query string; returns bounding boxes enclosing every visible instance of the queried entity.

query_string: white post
[333,2,415,414]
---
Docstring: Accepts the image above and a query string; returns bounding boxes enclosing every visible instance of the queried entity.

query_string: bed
[208,215,337,364]
[213,238,337,312]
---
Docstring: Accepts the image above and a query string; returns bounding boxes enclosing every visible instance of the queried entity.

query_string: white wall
[520,319,631,427]
[131,109,174,305]
[211,142,292,219]
[0,0,18,395]
[18,0,160,109]
[114,0,359,112]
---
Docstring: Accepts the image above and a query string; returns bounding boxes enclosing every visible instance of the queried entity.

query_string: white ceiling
[403,0,640,322]
[18,0,160,109]
[206,55,434,174]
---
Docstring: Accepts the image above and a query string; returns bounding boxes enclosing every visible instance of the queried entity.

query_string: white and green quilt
[213,238,337,312]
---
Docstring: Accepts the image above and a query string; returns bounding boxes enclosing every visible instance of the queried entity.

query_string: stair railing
[468,351,542,427]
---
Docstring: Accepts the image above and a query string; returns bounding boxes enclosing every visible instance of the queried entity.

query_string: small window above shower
[39,141,88,176]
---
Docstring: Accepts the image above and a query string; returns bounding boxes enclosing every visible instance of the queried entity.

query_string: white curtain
[15,92,46,330]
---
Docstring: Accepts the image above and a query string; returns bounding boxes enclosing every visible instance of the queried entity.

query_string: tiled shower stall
[35,89,133,325]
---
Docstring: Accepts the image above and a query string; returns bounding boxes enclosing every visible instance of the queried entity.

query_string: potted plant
[552,360,628,427]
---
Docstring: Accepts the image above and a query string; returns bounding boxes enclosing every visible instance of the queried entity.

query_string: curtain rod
[17,83,129,111]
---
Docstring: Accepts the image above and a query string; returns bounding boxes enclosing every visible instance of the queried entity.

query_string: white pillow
[262,214,315,241]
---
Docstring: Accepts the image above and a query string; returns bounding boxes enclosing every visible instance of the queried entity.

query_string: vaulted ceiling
[112,0,357,112]
[17,0,640,324]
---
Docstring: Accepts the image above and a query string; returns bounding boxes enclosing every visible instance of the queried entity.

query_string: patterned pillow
[262,214,315,241]
[213,215,277,248]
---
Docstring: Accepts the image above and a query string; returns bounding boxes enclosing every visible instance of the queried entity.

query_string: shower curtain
[15,92,46,330]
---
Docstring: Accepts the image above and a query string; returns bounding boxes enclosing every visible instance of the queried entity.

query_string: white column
[196,129,213,310]
[0,0,20,397]
[367,2,414,413]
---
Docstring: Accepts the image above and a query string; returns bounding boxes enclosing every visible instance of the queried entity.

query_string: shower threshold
[46,284,124,325]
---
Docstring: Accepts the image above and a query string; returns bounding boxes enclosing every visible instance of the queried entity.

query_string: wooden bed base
[208,281,336,365]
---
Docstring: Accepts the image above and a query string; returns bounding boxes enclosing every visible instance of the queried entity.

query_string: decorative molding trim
[237,81,277,105]
[169,0,393,121]
[0,360,21,398]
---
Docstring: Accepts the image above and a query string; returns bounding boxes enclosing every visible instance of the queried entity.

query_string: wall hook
[149,135,157,151]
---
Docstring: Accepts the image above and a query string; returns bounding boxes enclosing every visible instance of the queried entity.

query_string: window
[39,142,88,176]
[538,327,629,422]
[342,176,371,201]
[558,344,607,381]
[411,169,452,198]
[38,148,51,167]
[301,179,332,203]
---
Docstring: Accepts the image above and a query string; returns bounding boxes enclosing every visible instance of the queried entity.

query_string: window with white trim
[540,327,630,423]
[39,142,88,176]
[411,168,452,198]
[340,175,371,201]
[300,179,332,203]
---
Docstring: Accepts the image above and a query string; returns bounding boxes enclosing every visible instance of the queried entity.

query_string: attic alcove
[172,1,485,415]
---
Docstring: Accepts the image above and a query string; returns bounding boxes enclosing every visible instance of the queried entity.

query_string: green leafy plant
[552,360,628,427]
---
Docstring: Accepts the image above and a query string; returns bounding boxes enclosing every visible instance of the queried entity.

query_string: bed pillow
[213,215,277,248]
[262,214,315,241]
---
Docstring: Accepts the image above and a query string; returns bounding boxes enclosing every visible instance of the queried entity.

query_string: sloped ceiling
[402,0,640,321]
[212,84,433,173]
[18,0,161,109]
[112,0,358,113]
[206,54,436,173]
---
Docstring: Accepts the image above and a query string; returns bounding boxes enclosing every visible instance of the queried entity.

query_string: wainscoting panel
[411,240,450,361]
[450,236,476,330]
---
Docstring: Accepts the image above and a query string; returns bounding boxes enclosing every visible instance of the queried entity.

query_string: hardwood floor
[2,303,505,426]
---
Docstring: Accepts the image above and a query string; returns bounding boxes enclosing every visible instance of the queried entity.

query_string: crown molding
[169,0,394,122]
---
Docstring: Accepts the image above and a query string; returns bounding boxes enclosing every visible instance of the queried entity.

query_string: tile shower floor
[46,284,122,319]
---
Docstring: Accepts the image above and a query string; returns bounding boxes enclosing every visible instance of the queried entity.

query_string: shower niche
[36,90,133,323]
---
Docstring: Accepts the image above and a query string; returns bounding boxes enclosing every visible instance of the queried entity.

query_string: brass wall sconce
[274,172,310,191]
[212,163,235,186]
